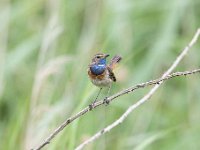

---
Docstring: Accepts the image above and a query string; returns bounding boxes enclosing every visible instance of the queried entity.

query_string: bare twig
[75,28,200,150]
[33,29,200,150]
[75,70,200,150]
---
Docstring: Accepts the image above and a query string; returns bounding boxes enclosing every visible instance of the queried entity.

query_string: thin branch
[75,69,200,150]
[33,28,200,150]
[75,28,200,150]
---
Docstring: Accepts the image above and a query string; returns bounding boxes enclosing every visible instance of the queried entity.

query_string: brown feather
[109,55,122,70]
[107,67,116,82]
[88,68,106,80]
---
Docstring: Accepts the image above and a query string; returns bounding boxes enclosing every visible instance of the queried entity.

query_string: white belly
[91,78,112,87]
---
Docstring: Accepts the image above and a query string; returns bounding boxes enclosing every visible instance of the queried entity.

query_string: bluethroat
[88,53,122,106]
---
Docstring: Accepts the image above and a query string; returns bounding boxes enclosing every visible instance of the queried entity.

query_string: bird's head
[92,53,110,65]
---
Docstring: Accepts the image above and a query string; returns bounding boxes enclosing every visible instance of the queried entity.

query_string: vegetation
[0,0,200,149]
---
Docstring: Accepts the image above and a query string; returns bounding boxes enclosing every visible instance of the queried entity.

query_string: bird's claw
[103,97,110,105]
[89,103,94,110]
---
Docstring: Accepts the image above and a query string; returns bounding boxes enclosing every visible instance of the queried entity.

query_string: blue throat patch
[90,58,107,75]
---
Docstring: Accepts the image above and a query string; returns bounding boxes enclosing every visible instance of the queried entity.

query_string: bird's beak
[105,54,110,58]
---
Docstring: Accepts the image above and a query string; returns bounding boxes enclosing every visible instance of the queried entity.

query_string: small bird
[88,53,122,106]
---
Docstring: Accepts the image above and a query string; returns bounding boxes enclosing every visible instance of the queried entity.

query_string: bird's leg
[94,88,102,103]
[103,84,111,105]
[89,88,102,110]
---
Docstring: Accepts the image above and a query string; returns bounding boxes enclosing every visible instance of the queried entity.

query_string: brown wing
[107,67,116,82]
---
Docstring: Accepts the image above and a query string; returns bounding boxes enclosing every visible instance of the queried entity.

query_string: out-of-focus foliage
[0,0,200,149]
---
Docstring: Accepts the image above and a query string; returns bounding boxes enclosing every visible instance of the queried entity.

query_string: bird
[88,53,122,107]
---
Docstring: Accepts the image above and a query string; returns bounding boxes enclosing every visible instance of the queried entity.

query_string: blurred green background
[0,0,200,149]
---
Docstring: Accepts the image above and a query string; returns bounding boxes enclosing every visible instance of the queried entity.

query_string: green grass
[0,0,200,149]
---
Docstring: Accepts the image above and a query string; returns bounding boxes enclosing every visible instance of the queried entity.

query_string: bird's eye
[96,56,100,59]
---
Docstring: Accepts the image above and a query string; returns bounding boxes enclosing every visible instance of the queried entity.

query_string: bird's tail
[109,55,122,69]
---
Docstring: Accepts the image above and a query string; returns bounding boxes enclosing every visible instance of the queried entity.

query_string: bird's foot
[89,98,98,110]
[89,103,94,110]
[103,97,110,106]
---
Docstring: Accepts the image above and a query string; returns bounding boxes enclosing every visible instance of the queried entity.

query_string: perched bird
[88,53,122,105]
